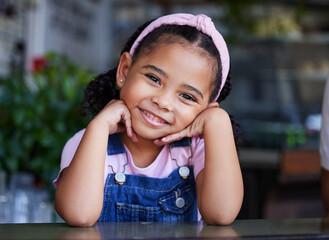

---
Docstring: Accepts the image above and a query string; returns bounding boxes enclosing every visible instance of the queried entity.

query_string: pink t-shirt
[53,129,205,187]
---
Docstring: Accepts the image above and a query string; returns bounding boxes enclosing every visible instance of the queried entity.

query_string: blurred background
[0,0,328,223]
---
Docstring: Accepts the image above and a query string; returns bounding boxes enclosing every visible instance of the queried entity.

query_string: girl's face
[117,42,215,140]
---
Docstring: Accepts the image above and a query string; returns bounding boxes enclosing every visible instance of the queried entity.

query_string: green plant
[215,0,306,42]
[0,52,93,189]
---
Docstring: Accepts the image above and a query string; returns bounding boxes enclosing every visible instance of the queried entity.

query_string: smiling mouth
[139,109,169,127]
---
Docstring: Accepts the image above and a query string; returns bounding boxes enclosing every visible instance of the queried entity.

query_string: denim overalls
[98,134,198,222]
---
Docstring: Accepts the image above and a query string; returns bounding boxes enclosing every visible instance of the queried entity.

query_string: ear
[116,52,132,88]
[207,101,219,109]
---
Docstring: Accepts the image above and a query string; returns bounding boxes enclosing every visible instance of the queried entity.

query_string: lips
[139,108,169,127]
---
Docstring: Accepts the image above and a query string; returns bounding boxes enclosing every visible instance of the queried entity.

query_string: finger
[120,110,133,137]
[153,139,165,146]
[154,130,187,146]
[131,131,139,143]
[120,109,138,143]
[207,102,219,109]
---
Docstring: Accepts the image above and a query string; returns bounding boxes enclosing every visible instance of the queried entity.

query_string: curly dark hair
[80,17,241,146]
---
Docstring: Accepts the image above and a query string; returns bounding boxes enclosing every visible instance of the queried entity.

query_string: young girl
[54,13,243,226]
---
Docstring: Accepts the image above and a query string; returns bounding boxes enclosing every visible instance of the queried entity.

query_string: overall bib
[98,134,198,222]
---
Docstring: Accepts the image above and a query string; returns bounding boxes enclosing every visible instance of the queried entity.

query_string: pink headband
[129,13,230,101]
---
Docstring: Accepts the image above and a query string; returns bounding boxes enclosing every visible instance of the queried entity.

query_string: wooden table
[1,218,329,239]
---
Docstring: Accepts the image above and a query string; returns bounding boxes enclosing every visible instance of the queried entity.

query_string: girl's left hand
[153,103,219,146]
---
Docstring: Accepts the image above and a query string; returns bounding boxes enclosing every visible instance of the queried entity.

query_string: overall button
[179,166,190,179]
[175,197,185,208]
[115,172,126,185]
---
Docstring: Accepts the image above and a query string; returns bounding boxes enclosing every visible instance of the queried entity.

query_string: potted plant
[0,52,93,194]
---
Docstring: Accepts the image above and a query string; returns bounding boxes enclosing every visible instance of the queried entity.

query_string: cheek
[119,86,130,101]
[175,107,204,127]
[120,81,137,101]
[120,81,148,110]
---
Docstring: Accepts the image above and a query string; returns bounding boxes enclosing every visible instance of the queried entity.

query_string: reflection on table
[1,218,329,239]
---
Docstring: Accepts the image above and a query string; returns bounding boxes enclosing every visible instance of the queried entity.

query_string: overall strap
[107,133,126,155]
[170,137,191,148]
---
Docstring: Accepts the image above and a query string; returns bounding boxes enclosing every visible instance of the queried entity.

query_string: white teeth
[144,110,166,123]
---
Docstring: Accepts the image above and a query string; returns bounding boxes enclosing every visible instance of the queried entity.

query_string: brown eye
[181,93,196,102]
[145,74,160,85]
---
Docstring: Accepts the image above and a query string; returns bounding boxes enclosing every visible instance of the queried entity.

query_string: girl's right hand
[91,100,138,142]
[56,99,138,226]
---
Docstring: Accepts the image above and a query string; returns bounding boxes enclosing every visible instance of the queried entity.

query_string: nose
[152,91,174,111]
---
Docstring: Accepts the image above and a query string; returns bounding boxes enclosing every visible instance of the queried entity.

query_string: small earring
[120,79,123,83]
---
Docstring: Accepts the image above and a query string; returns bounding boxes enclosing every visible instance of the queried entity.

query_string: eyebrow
[142,64,203,99]
[183,84,204,99]
[142,65,168,78]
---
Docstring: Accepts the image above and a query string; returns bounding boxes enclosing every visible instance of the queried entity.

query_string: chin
[137,132,166,141]
[133,126,168,141]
